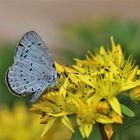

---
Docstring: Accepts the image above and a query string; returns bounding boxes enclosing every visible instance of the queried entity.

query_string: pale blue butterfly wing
[6,31,58,102]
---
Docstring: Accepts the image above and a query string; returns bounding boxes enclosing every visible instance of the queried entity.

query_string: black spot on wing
[28,45,31,48]
[24,55,27,58]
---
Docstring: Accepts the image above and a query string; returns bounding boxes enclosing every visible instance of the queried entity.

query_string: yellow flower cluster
[0,102,70,140]
[0,102,44,140]
[31,37,140,140]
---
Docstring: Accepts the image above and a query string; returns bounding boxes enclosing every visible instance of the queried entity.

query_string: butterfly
[6,31,58,102]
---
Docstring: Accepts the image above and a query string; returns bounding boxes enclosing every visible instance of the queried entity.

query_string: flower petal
[68,74,80,83]
[104,124,114,140]
[75,74,94,87]
[130,86,140,101]
[41,117,57,137]
[108,97,122,116]
[119,80,140,92]
[109,111,123,124]
[96,113,114,123]
[59,78,69,97]
[137,69,140,75]
[127,66,138,82]
[61,116,74,132]
[79,124,86,138]
[48,112,70,117]
[85,123,93,138]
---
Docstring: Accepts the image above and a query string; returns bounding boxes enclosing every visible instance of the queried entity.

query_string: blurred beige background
[0,0,140,47]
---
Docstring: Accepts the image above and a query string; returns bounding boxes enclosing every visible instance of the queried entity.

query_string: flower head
[31,37,140,139]
[0,102,44,140]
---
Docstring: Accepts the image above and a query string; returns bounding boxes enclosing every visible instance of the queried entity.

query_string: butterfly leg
[30,90,42,102]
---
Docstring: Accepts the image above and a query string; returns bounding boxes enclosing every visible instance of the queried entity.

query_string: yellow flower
[95,80,122,116]
[31,37,140,139]
[31,90,75,136]
[104,124,114,140]
[129,86,140,102]
[0,102,44,140]
[69,94,114,138]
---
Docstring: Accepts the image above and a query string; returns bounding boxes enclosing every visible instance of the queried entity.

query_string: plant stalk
[99,124,109,140]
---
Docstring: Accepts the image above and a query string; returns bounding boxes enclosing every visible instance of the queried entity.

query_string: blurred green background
[0,1,140,140]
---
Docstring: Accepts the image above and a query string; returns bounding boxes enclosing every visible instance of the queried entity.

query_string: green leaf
[120,104,135,117]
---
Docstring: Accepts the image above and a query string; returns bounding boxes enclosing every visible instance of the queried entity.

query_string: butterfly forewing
[15,31,54,66]
[6,31,57,101]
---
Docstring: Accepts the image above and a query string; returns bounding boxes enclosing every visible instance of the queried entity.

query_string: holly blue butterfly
[6,31,58,102]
